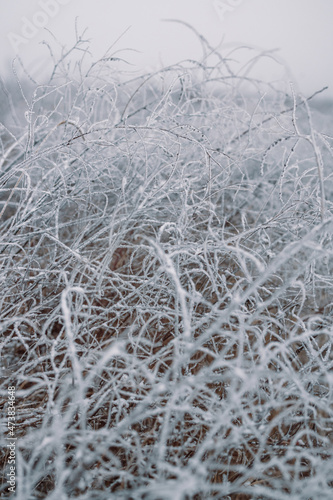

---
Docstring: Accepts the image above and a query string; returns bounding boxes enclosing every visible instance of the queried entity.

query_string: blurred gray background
[0,0,332,100]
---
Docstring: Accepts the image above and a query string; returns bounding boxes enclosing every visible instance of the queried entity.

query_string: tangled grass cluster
[1,32,333,499]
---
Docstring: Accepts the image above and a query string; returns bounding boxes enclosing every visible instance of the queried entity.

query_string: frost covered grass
[1,32,333,499]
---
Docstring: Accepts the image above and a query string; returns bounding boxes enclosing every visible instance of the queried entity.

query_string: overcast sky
[1,0,332,99]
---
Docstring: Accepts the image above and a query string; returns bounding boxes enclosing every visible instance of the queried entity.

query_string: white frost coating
[2,33,333,500]
[61,286,85,389]
[151,240,192,339]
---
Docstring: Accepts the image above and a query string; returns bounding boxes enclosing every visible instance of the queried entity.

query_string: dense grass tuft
[1,34,333,499]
